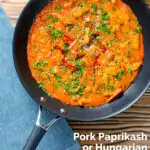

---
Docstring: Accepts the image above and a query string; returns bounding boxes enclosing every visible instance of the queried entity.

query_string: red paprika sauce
[27,0,144,106]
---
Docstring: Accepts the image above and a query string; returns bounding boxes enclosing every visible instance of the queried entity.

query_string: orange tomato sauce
[27,0,144,107]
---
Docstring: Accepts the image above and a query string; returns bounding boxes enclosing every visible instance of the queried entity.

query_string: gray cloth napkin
[0,6,80,150]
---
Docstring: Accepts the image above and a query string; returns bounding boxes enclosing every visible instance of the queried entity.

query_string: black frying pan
[13,0,150,149]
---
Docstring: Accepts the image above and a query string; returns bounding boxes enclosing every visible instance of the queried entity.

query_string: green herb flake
[85,22,90,27]
[128,68,133,73]
[89,3,97,11]
[54,82,63,88]
[116,70,125,80]
[108,40,115,48]
[68,24,75,31]
[63,42,70,53]
[93,12,98,16]
[56,76,61,82]
[134,27,141,34]
[33,60,48,69]
[38,82,44,88]
[77,89,83,95]
[99,82,105,89]
[64,82,72,92]
[101,11,110,22]
[41,60,48,67]
[55,5,62,11]
[73,68,83,78]
[108,85,114,90]
[63,42,69,48]
[115,59,118,64]
[126,51,131,57]
[68,58,74,61]
[38,82,47,93]
[88,30,93,36]
[112,6,116,11]
[33,61,41,68]
[74,60,80,67]
[49,69,56,75]
[72,79,80,86]
[47,28,64,42]
[46,15,58,23]
[99,24,111,34]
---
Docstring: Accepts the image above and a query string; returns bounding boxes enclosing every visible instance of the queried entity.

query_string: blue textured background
[0,6,80,150]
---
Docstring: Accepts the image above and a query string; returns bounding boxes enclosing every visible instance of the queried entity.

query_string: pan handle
[23,106,62,150]
[23,125,46,150]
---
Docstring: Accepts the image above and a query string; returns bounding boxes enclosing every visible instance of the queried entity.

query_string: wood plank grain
[1,0,150,148]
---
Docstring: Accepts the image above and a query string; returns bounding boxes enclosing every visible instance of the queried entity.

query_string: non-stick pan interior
[13,0,150,121]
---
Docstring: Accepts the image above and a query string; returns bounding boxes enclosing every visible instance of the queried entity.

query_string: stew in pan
[27,0,144,107]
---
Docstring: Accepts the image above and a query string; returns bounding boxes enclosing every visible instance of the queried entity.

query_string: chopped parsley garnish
[74,60,81,67]
[116,70,125,80]
[93,12,98,16]
[54,76,63,88]
[47,28,64,42]
[108,85,114,90]
[38,82,47,93]
[134,27,141,34]
[73,69,83,78]
[54,82,63,88]
[88,30,93,36]
[49,69,56,75]
[99,82,105,90]
[38,82,44,88]
[64,81,85,96]
[63,42,69,48]
[85,22,90,27]
[46,15,58,23]
[33,60,48,69]
[63,42,70,53]
[67,24,75,31]
[78,3,83,7]
[68,58,74,61]
[94,11,111,35]
[108,40,115,48]
[56,76,61,82]
[96,11,111,34]
[89,3,97,11]
[101,11,110,22]
[55,5,62,11]
[128,68,133,73]
[41,61,48,67]
[77,89,83,95]
[99,24,111,34]
[72,79,80,85]
[126,51,131,57]
[64,82,72,93]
